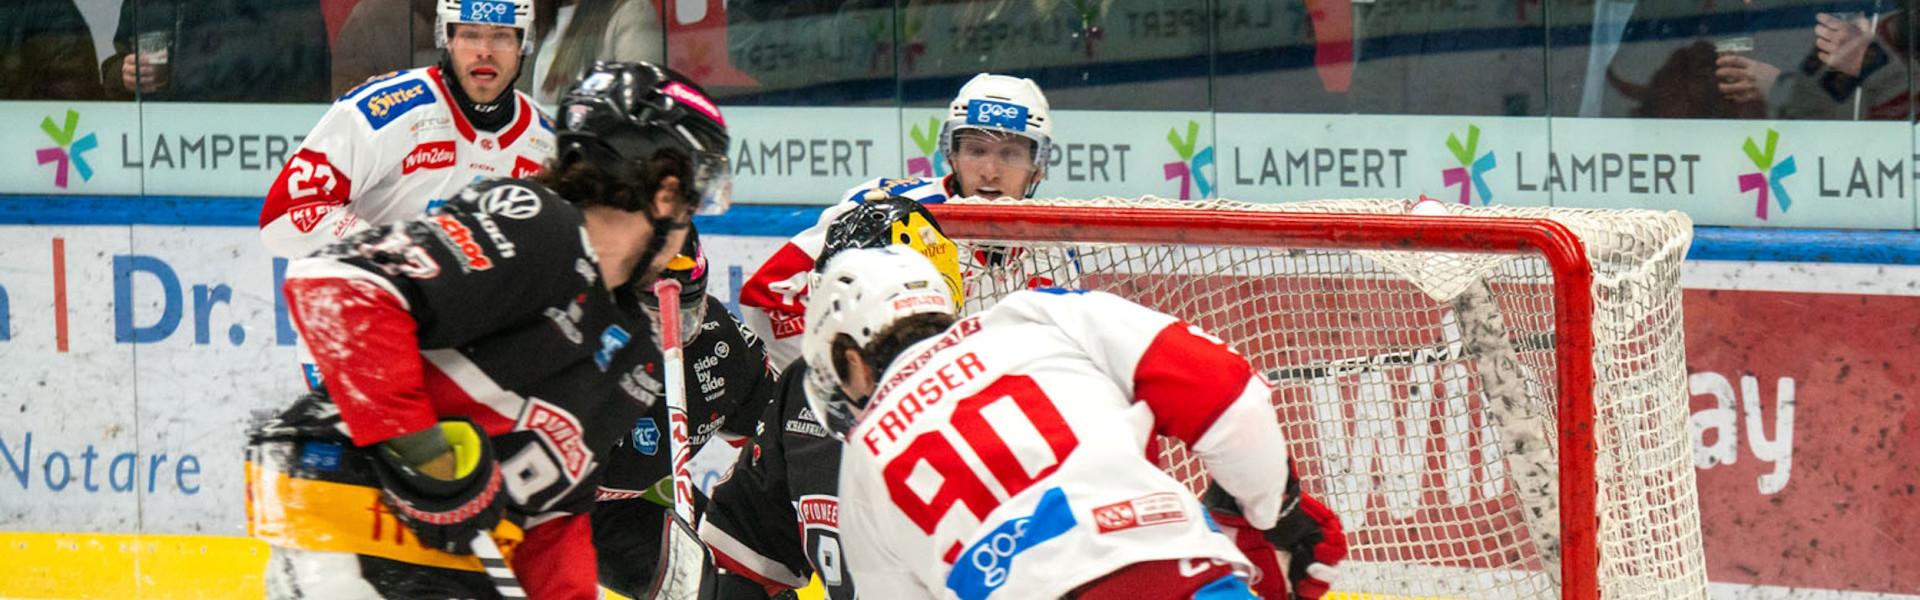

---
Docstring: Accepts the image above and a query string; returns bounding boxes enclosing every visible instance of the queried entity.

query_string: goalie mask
[938,73,1053,197]
[802,247,957,440]
[640,227,709,348]
[434,0,535,54]
[819,194,964,311]
[557,61,731,217]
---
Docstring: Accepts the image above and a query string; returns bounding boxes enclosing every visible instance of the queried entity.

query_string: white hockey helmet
[435,0,535,54]
[938,73,1053,194]
[802,247,958,439]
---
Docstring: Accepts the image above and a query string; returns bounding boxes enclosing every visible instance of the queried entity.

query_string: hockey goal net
[929,197,1705,600]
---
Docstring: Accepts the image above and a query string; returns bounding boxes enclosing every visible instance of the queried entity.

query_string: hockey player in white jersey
[261,0,556,389]
[737,73,1054,368]
[801,247,1347,600]
[261,0,555,261]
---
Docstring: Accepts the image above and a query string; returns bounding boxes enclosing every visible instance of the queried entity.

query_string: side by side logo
[1441,125,1495,205]
[35,110,97,188]
[907,116,947,179]
[1739,129,1796,220]
[1163,120,1214,200]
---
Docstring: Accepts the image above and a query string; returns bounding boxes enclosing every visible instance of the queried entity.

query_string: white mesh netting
[940,196,1705,600]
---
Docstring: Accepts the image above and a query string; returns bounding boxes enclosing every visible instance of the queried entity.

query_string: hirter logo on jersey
[402,141,456,174]
[1091,492,1189,534]
[523,399,592,479]
[358,79,435,130]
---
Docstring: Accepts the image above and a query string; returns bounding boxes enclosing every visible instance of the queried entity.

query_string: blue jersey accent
[632,418,661,456]
[1191,574,1259,599]
[595,324,632,371]
[967,99,1028,132]
[357,79,436,131]
[536,111,554,132]
[1031,287,1089,295]
[946,487,1078,600]
[301,363,325,390]
[460,0,516,24]
[298,441,343,472]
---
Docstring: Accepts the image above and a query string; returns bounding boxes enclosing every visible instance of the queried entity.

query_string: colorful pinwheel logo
[1441,125,1495,205]
[907,116,947,179]
[36,109,96,188]
[1739,129,1796,220]
[1163,121,1213,200]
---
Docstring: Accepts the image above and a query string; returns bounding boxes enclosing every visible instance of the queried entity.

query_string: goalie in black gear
[696,197,957,600]
[588,227,780,599]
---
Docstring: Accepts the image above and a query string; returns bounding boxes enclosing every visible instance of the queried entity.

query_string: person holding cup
[99,0,330,102]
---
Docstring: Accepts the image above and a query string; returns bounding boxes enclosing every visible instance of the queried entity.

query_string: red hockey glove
[369,418,506,555]
[1204,469,1348,599]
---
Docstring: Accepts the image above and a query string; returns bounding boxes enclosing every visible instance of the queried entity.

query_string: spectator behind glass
[328,0,438,97]
[528,0,664,106]
[0,0,104,100]
[1772,10,1912,120]
[101,0,331,102]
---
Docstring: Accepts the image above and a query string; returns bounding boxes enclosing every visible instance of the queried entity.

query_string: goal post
[927,197,1704,600]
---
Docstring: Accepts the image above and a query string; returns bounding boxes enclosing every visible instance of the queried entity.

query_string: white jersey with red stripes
[260,66,555,258]
[837,289,1294,600]
[737,176,959,369]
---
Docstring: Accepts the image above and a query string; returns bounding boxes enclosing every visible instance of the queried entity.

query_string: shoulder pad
[336,70,405,102]
[356,77,438,131]
[448,178,559,222]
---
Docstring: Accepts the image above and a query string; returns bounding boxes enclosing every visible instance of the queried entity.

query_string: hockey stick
[641,279,710,600]
[471,531,527,599]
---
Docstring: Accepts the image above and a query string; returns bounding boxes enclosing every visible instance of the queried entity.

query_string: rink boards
[0,226,1915,600]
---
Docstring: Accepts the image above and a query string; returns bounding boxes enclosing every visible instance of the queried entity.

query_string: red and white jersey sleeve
[261,67,556,258]
[737,176,953,367]
[837,289,1291,600]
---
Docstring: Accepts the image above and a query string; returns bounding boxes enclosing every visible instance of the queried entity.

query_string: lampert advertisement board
[1,102,326,198]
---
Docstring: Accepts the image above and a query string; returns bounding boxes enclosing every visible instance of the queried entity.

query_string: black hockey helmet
[639,226,709,348]
[816,194,964,310]
[556,61,730,216]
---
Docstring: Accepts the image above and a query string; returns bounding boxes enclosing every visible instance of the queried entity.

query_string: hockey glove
[369,417,507,555]
[1204,469,1348,600]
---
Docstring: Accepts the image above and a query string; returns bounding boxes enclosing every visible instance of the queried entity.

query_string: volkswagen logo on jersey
[967,100,1028,131]
[479,184,542,219]
[461,0,515,24]
[632,418,660,455]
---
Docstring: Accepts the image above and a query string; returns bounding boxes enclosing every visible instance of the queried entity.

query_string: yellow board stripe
[0,532,267,600]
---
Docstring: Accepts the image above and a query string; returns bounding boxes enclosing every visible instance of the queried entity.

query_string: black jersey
[699,359,857,600]
[589,298,777,597]
[283,176,667,516]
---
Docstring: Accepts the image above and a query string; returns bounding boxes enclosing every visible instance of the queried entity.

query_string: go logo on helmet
[943,487,1076,600]
[967,100,1027,131]
[462,0,515,25]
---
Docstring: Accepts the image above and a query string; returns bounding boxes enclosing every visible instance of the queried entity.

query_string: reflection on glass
[1550,0,1910,121]
[0,0,107,101]
[530,0,667,106]
[103,0,332,103]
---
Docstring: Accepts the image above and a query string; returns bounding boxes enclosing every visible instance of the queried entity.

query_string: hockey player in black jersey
[246,61,731,600]
[698,197,957,600]
[588,228,780,599]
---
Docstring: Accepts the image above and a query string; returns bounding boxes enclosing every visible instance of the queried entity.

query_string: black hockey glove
[368,417,507,555]
[1203,466,1348,600]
